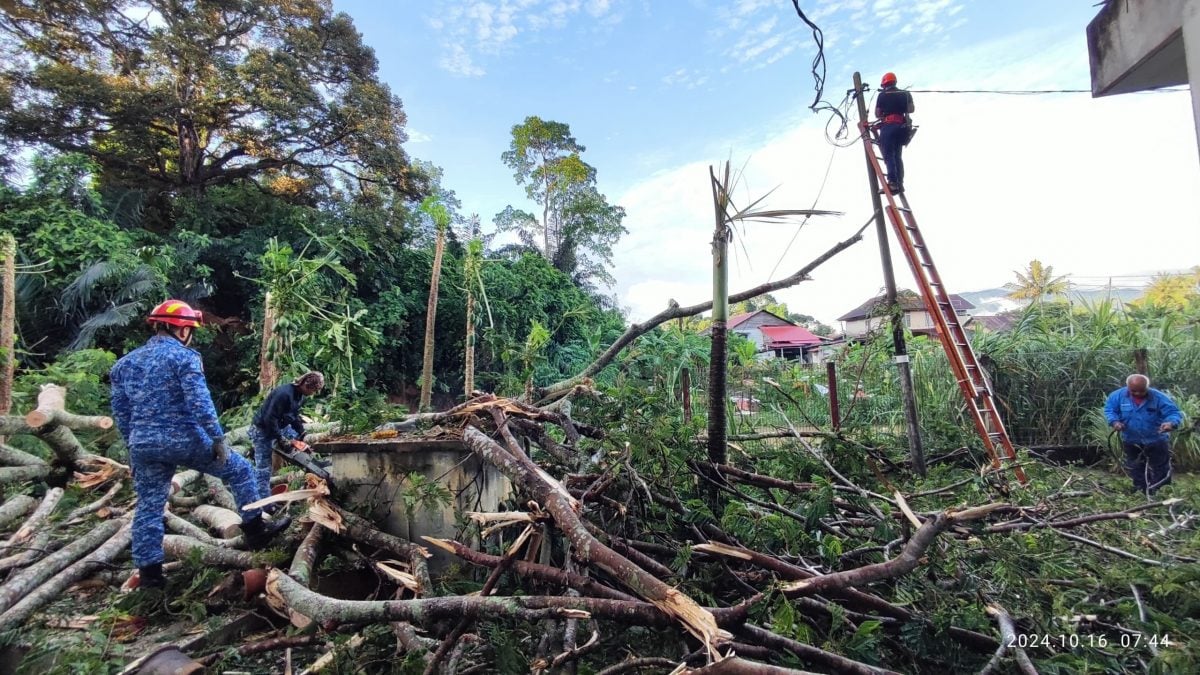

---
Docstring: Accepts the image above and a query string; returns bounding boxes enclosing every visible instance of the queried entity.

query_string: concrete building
[1087,0,1200,160]
[837,290,974,340]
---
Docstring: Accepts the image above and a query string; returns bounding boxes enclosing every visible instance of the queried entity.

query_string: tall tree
[1131,268,1200,314]
[498,116,626,288]
[419,196,450,411]
[0,0,425,199]
[0,232,15,421]
[1006,259,1069,305]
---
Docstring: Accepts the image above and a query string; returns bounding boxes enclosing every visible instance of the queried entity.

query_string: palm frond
[67,301,142,351]
[60,260,123,314]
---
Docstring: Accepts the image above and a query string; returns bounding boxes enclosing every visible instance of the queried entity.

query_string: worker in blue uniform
[250,371,325,500]
[1105,373,1183,495]
[874,72,915,194]
[111,300,291,589]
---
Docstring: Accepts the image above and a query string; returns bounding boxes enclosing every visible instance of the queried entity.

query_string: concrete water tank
[315,436,511,572]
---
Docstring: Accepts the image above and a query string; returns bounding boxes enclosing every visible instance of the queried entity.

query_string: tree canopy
[0,0,426,199]
[498,116,626,289]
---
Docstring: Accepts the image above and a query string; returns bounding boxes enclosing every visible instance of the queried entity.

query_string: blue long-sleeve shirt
[110,335,224,449]
[1104,386,1183,445]
[251,383,306,443]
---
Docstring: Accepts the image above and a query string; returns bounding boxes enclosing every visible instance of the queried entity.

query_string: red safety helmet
[881,72,897,87]
[147,299,203,328]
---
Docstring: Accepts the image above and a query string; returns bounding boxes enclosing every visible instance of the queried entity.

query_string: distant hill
[956,286,1146,315]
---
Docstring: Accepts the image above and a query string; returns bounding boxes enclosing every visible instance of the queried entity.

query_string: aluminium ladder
[859,122,1027,485]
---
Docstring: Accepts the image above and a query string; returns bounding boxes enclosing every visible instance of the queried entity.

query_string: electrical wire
[767,144,839,281]
[906,87,1187,95]
[791,0,854,146]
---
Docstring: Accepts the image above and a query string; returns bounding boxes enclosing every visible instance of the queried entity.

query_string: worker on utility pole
[111,300,291,589]
[874,72,914,194]
[250,370,326,503]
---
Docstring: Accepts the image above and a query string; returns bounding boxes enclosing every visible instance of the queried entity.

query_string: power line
[906,87,1187,95]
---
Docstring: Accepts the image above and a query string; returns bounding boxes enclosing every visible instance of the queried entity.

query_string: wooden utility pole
[852,72,925,476]
[707,165,730,467]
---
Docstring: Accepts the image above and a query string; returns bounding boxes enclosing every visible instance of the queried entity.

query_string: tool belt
[882,114,907,124]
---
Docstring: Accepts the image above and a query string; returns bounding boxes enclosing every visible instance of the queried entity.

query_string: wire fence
[686,345,1200,456]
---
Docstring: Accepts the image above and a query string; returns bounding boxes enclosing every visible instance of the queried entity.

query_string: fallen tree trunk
[0,517,125,616]
[289,523,325,588]
[163,535,262,568]
[0,495,36,532]
[203,475,239,512]
[0,521,132,632]
[684,656,818,675]
[25,385,113,431]
[1,488,63,555]
[0,464,51,485]
[464,425,727,657]
[164,511,241,548]
[190,505,244,538]
[0,444,47,467]
[425,537,636,602]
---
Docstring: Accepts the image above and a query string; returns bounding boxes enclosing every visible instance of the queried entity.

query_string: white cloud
[430,0,622,76]
[611,31,1200,326]
[438,43,485,77]
[407,129,433,143]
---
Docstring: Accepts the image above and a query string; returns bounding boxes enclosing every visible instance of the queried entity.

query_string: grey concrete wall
[328,439,512,574]
[1088,0,1188,96]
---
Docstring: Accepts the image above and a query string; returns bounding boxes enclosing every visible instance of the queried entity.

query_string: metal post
[826,360,840,431]
[852,72,926,476]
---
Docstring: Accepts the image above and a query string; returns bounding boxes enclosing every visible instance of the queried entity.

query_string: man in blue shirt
[1104,374,1182,495]
[111,300,291,589]
[250,371,325,500]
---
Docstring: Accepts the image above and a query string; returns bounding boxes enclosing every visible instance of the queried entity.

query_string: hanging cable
[790,0,855,147]
[767,144,839,281]
[906,86,1187,95]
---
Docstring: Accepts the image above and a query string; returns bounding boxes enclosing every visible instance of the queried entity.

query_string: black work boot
[241,515,291,549]
[138,562,166,590]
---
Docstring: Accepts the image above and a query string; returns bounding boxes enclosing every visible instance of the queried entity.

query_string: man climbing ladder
[874,72,915,194]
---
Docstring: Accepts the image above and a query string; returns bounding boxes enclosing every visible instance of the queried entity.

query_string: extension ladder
[859,122,1027,485]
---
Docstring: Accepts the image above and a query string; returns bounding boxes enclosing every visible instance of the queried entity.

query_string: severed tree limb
[533,224,866,402]
[0,444,47,467]
[424,537,636,601]
[190,505,245,538]
[203,475,239,512]
[284,522,325,629]
[422,530,525,675]
[29,424,88,467]
[0,495,36,532]
[164,511,243,548]
[464,425,729,657]
[290,522,325,588]
[198,633,327,667]
[0,521,132,632]
[596,657,682,675]
[735,624,897,675]
[978,604,1038,675]
[1,487,63,556]
[0,464,50,485]
[328,502,432,597]
[163,535,263,568]
[1043,525,1166,566]
[24,385,113,430]
[684,656,819,674]
[0,517,125,616]
[63,481,125,524]
[269,568,751,629]
[982,499,1181,534]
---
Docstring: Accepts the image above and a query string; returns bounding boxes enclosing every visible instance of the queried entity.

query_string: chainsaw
[273,438,334,487]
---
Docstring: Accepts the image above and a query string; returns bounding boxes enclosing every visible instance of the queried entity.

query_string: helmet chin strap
[168,325,194,346]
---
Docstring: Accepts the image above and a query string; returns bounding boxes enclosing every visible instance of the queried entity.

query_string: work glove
[289,438,310,453]
[211,437,229,465]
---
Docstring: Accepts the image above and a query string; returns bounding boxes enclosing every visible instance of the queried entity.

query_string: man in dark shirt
[250,371,325,498]
[874,72,915,194]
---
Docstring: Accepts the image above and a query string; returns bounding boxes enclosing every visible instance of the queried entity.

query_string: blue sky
[333,1,1200,324]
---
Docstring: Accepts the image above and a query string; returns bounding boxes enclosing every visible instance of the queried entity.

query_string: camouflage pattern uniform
[248,424,297,498]
[111,335,264,568]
